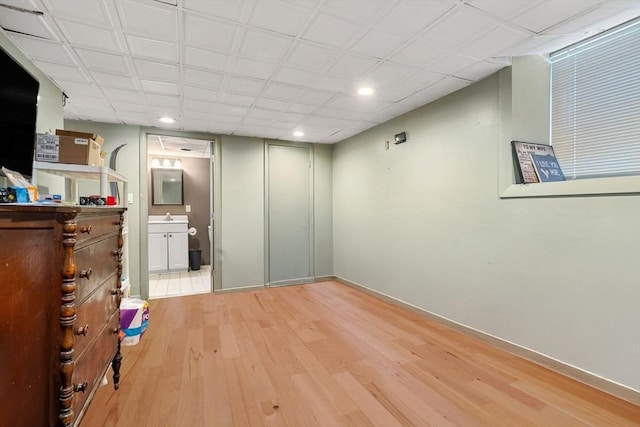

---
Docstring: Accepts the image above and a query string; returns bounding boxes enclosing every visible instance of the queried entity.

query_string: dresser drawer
[71,311,119,423]
[75,235,119,304]
[74,274,119,359]
[76,214,122,244]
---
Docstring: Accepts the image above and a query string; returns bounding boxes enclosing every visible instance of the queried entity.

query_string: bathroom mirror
[152,168,183,205]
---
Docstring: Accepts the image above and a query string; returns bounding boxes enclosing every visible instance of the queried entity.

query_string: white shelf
[32,161,128,204]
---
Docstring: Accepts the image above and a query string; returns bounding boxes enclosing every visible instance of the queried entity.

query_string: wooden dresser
[0,204,126,427]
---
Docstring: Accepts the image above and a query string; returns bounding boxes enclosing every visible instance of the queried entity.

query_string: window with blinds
[550,18,640,180]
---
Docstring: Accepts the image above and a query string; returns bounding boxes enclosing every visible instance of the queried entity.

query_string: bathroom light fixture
[151,158,160,167]
[173,159,182,168]
[357,87,374,96]
[293,131,304,137]
[162,159,171,167]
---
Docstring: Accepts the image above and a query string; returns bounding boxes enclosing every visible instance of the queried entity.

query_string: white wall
[333,72,640,392]
[314,143,333,277]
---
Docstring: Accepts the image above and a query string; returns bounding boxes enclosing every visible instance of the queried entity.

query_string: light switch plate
[186,205,191,212]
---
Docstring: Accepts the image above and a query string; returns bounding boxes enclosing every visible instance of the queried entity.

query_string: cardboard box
[36,130,104,166]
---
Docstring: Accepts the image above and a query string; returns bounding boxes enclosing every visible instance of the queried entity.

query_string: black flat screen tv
[0,47,40,180]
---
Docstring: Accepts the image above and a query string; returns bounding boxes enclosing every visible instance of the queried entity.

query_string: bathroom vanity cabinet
[148,218,189,273]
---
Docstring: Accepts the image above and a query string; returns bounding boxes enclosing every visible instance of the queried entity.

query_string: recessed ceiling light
[159,116,175,124]
[358,87,374,96]
[293,131,304,137]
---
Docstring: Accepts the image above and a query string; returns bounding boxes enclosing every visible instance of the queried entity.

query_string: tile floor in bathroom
[149,264,212,299]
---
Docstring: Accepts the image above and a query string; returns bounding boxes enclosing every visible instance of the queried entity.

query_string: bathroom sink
[148,214,188,224]
[148,215,188,233]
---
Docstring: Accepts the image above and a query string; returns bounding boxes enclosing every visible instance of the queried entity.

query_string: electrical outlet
[186,205,191,212]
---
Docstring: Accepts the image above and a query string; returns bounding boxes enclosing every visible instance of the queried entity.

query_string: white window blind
[550,19,640,180]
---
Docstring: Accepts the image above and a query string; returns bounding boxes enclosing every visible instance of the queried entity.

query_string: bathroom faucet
[165,212,172,221]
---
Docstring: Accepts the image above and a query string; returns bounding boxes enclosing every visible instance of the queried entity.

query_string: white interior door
[268,144,312,285]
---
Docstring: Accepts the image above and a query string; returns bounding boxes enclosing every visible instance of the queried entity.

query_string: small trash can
[189,249,201,271]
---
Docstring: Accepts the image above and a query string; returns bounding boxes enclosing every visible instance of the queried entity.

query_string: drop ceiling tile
[328,54,379,79]
[0,3,53,39]
[221,93,256,107]
[56,20,120,52]
[118,111,154,126]
[184,46,228,71]
[231,57,276,80]
[110,100,149,113]
[215,114,244,124]
[75,48,129,74]
[145,93,181,108]
[254,98,289,111]
[100,87,142,102]
[184,85,220,102]
[64,93,109,108]
[316,107,368,121]
[403,76,472,108]
[117,1,177,39]
[56,81,102,100]
[272,67,317,86]
[461,25,532,58]
[249,1,312,35]
[182,110,216,121]
[364,62,418,89]
[378,0,457,37]
[326,95,392,113]
[422,6,499,50]
[322,0,391,23]
[247,108,279,120]
[224,105,251,116]
[183,0,247,22]
[511,0,604,33]
[227,76,266,96]
[133,59,179,82]
[184,98,222,115]
[44,0,111,26]
[311,75,349,92]
[140,80,179,95]
[389,36,449,68]
[275,111,307,123]
[239,28,293,62]
[467,1,543,20]
[455,61,506,81]
[184,12,238,52]
[302,12,364,48]
[9,34,72,63]
[243,117,272,127]
[210,123,239,134]
[350,29,407,59]
[263,83,305,101]
[287,40,339,71]
[428,54,478,76]
[33,60,88,83]
[296,89,337,105]
[90,70,136,90]
[183,68,224,90]
[287,104,317,114]
[546,3,640,36]
[126,36,178,62]
[182,118,209,133]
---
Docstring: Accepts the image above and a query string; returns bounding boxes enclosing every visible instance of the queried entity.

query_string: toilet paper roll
[188,227,197,236]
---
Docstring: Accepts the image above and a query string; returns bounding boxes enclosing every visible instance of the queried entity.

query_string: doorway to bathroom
[146,134,214,299]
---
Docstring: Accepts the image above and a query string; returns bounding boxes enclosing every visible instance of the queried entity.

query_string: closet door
[267,144,312,285]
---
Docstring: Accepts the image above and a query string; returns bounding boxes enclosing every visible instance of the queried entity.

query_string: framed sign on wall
[511,141,565,184]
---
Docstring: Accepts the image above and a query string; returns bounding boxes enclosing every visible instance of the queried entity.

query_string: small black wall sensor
[394,131,407,144]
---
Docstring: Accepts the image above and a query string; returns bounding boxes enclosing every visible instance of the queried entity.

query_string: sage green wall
[219,135,334,289]
[332,72,640,392]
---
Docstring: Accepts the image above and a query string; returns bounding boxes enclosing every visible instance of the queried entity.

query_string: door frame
[264,140,315,287]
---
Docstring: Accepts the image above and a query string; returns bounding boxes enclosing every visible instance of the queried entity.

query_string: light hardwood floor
[82,281,640,426]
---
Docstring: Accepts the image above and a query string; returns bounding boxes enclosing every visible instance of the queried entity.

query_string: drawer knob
[80,268,92,279]
[75,324,90,336]
[112,249,121,257]
[113,220,122,226]
[74,381,88,393]
[80,225,92,234]
[112,327,120,334]
[111,289,122,297]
